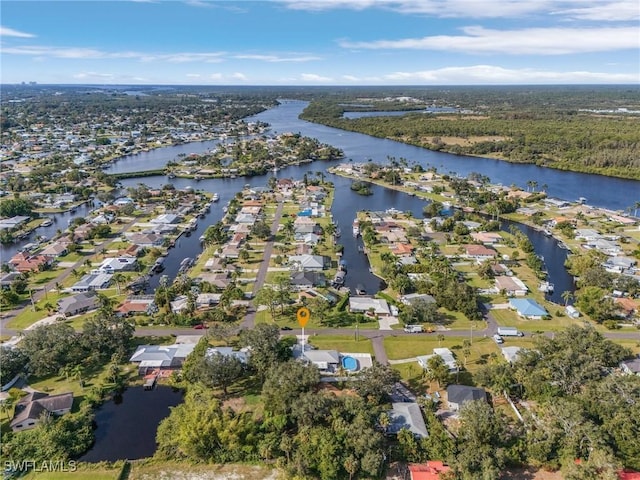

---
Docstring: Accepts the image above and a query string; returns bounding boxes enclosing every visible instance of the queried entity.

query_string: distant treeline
[299,86,640,180]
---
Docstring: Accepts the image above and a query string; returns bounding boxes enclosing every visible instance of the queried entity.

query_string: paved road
[241,201,284,329]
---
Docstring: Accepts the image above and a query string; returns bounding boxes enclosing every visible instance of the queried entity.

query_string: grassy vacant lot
[23,463,124,480]
[307,334,374,354]
[127,460,280,480]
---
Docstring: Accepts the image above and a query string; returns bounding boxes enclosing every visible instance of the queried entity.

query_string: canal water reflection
[79,386,183,463]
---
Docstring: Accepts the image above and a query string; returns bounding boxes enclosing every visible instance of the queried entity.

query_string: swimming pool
[341,356,358,371]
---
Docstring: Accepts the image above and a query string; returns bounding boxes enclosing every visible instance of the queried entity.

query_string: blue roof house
[509,298,548,319]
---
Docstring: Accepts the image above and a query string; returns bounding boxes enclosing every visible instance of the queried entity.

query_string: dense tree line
[300,91,640,180]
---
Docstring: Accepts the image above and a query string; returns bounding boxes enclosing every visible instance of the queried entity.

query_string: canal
[79,385,184,463]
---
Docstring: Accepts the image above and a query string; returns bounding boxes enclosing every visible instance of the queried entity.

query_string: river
[12,99,639,301]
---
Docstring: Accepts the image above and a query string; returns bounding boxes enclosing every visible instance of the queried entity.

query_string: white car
[493,334,504,344]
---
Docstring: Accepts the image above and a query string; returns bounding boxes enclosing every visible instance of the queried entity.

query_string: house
[508,298,548,319]
[39,242,68,258]
[349,296,391,316]
[417,348,458,373]
[391,243,414,256]
[447,385,487,411]
[150,213,181,224]
[57,291,99,316]
[10,392,73,431]
[0,215,30,230]
[408,462,452,480]
[614,297,638,320]
[471,232,503,244]
[400,293,436,306]
[495,275,528,296]
[127,232,165,247]
[206,347,250,364]
[303,349,340,372]
[463,244,496,261]
[620,356,640,376]
[501,346,522,364]
[0,272,21,290]
[290,271,326,289]
[8,252,51,273]
[94,257,137,274]
[129,343,197,373]
[388,402,429,438]
[196,293,221,308]
[116,296,157,317]
[71,273,112,292]
[288,254,327,271]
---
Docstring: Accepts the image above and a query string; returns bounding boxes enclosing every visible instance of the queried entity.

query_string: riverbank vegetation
[300,86,640,180]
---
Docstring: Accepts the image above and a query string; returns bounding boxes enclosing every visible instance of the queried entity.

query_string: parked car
[193,324,207,330]
[493,334,504,344]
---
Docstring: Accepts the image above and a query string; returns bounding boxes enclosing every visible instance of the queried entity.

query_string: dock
[143,374,158,390]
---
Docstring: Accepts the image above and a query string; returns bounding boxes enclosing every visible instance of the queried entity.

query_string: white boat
[538,281,554,293]
[41,218,53,227]
[352,219,360,237]
[385,207,402,215]
[212,193,219,202]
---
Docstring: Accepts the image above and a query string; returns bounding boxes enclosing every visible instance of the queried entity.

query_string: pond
[79,385,183,462]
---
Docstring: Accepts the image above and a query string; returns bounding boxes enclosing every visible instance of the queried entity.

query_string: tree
[72,364,85,388]
[81,313,134,363]
[200,352,246,395]
[20,323,84,376]
[562,290,574,306]
[353,362,400,405]
[262,360,320,415]
[400,298,439,325]
[0,347,28,385]
[425,355,451,389]
[239,324,290,379]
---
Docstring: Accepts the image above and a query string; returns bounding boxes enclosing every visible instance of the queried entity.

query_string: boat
[352,219,360,237]
[199,234,206,242]
[178,257,194,274]
[355,284,366,295]
[168,173,176,179]
[150,257,165,273]
[41,218,53,227]
[212,193,219,202]
[332,270,346,287]
[339,260,347,272]
[578,197,588,204]
[334,228,341,238]
[385,207,402,215]
[222,206,228,213]
[538,281,554,293]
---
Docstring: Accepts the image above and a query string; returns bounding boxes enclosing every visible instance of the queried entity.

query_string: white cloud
[73,72,115,80]
[231,72,248,81]
[279,0,639,21]
[383,64,639,84]
[209,73,223,80]
[340,26,640,55]
[300,73,333,82]
[233,54,321,62]
[186,73,201,78]
[0,26,36,38]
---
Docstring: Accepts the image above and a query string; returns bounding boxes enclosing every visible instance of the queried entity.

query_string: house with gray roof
[447,385,487,411]
[206,347,250,364]
[57,291,99,316]
[387,402,429,438]
[288,254,328,271]
[11,392,73,431]
[71,273,112,292]
[129,343,197,374]
[290,271,326,289]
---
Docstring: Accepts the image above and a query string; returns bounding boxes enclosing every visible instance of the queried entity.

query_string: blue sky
[1,0,639,85]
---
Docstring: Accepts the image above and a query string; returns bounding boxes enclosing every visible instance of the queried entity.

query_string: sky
[1,0,639,85]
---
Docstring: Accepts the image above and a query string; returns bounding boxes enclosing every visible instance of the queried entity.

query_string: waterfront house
[288,254,327,271]
[349,296,391,316]
[71,273,112,292]
[471,232,503,244]
[290,271,327,289]
[206,347,250,364]
[463,244,496,261]
[9,252,51,273]
[94,257,137,274]
[446,385,487,411]
[39,242,69,258]
[129,343,197,374]
[127,232,165,247]
[150,213,181,224]
[494,275,528,296]
[116,296,158,317]
[508,298,548,319]
[57,291,99,316]
[10,392,73,432]
[400,293,436,306]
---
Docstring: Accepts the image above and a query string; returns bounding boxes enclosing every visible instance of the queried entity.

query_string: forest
[299,86,640,180]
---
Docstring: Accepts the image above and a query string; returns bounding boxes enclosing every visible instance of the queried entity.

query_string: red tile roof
[409,462,451,480]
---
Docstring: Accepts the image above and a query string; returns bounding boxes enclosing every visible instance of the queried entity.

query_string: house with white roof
[417,348,458,372]
[129,343,197,374]
[93,257,137,274]
[349,296,391,316]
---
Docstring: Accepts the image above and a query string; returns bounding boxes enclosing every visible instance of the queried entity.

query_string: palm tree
[437,334,445,347]
[0,397,15,421]
[112,273,126,295]
[59,364,72,381]
[561,290,574,306]
[72,364,85,388]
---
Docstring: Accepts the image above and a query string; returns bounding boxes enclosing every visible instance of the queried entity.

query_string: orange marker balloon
[297,307,310,327]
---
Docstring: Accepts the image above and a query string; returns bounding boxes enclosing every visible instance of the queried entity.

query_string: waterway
[79,385,183,463]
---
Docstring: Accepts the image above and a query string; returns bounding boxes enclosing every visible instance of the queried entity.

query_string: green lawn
[307,334,374,354]
[127,460,277,480]
[490,307,581,333]
[23,465,123,480]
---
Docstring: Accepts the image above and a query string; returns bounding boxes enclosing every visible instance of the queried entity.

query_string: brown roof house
[11,391,74,431]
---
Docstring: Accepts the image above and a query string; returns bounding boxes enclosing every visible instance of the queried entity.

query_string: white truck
[497,327,524,337]
[404,324,424,333]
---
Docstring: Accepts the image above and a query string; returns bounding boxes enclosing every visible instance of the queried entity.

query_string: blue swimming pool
[342,356,358,371]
